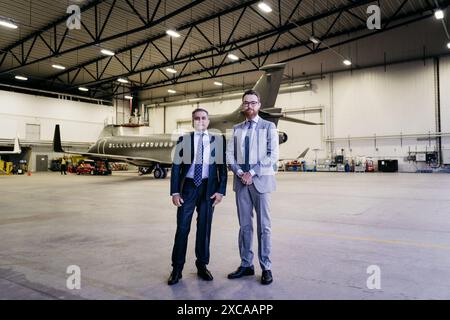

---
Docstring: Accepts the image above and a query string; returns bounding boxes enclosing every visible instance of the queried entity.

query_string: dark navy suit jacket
[170,132,227,198]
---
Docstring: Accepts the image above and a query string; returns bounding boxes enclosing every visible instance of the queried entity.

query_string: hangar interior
[1,0,450,300]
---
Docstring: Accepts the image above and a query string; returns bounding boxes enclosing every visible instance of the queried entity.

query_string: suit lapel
[190,131,195,164]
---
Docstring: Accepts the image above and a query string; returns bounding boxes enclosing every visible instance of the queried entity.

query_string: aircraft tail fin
[253,63,286,111]
[297,148,310,159]
[231,63,286,125]
[53,125,64,153]
[13,137,21,154]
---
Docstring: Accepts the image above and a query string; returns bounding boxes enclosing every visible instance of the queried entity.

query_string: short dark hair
[242,89,260,102]
[192,108,209,118]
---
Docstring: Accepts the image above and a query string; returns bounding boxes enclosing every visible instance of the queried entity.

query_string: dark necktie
[193,133,204,187]
[243,121,253,172]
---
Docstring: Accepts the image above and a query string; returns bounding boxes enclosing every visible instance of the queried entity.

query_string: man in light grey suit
[226,89,279,285]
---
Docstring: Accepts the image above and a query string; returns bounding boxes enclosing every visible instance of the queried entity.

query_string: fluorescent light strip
[343,60,352,66]
[168,89,176,94]
[124,95,133,100]
[0,19,18,29]
[166,30,181,37]
[213,81,223,86]
[78,87,89,92]
[166,68,177,74]
[309,36,320,44]
[117,78,129,83]
[52,64,66,70]
[227,53,239,61]
[15,75,28,81]
[447,42,450,49]
[258,2,272,13]
[101,49,115,56]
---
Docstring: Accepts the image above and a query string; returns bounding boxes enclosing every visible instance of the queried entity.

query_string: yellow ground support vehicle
[0,160,13,175]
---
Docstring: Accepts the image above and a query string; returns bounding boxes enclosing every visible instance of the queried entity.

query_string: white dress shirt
[237,115,260,177]
[186,130,210,179]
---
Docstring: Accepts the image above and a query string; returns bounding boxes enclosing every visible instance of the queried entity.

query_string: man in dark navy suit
[168,108,228,285]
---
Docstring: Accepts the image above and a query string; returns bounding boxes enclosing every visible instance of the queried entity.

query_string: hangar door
[35,155,48,172]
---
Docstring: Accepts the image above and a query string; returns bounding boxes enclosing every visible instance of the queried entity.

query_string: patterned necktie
[193,133,204,187]
[243,121,253,172]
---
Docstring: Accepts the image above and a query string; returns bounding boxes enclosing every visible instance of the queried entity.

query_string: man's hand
[210,193,223,207]
[172,194,184,207]
[241,172,253,185]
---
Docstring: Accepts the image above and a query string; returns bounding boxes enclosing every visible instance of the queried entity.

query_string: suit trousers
[171,178,213,271]
[235,183,272,271]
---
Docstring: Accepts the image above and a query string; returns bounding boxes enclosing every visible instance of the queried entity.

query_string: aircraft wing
[279,148,310,162]
[259,109,323,125]
[53,125,168,165]
[0,137,21,155]
[280,115,324,126]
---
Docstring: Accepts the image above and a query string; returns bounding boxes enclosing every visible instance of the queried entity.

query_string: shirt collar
[246,115,260,124]
[195,130,209,136]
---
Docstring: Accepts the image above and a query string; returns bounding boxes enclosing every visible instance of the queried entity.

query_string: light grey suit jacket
[226,117,279,194]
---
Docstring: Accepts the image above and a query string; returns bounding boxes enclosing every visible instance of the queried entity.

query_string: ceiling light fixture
[168,89,176,94]
[166,30,181,37]
[258,2,272,13]
[343,59,352,66]
[166,68,177,74]
[15,75,28,81]
[213,81,223,86]
[227,53,239,61]
[447,42,450,49]
[435,9,444,20]
[100,49,115,56]
[117,78,129,83]
[309,36,321,44]
[78,87,89,92]
[124,95,133,100]
[0,18,18,29]
[52,64,66,70]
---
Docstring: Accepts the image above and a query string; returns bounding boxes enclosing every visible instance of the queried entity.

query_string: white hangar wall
[440,55,450,150]
[0,90,115,142]
[154,58,449,172]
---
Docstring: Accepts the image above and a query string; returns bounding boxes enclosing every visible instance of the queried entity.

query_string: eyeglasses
[193,116,208,121]
[242,101,259,107]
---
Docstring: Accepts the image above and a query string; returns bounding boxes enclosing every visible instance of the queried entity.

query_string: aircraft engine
[278,131,288,145]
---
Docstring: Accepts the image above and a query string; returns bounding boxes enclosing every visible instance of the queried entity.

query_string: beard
[244,108,257,118]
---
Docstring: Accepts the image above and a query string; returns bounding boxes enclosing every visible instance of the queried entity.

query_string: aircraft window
[145,142,150,147]
[164,142,168,147]
[169,142,173,147]
[132,143,136,148]
[150,142,154,147]
[127,143,131,148]
[141,143,145,147]
[109,143,112,148]
[155,142,159,147]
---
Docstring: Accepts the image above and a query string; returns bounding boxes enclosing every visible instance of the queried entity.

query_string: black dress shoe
[261,270,273,285]
[168,270,182,285]
[227,266,255,279]
[197,268,214,281]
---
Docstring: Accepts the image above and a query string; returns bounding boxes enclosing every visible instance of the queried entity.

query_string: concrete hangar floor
[1,171,450,300]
